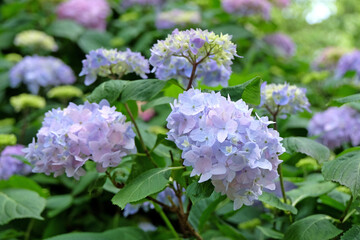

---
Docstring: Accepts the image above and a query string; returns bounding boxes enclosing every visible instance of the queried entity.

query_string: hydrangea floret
[56,0,110,31]
[221,0,271,20]
[308,106,360,149]
[259,82,310,118]
[0,145,32,180]
[80,48,150,86]
[166,89,284,209]
[155,9,201,29]
[9,56,76,94]
[149,28,238,89]
[335,50,360,80]
[24,100,136,180]
[14,30,58,52]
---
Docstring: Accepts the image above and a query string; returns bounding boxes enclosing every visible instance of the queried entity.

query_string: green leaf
[334,94,360,104]
[322,151,360,197]
[87,79,167,104]
[45,227,149,240]
[142,96,174,110]
[186,180,214,205]
[0,189,46,225]
[341,225,360,240]
[287,182,337,206]
[47,20,84,41]
[283,137,331,163]
[78,30,112,53]
[0,175,47,198]
[220,76,261,105]
[258,192,298,214]
[198,194,226,231]
[121,79,167,102]
[87,80,127,104]
[112,167,180,209]
[46,195,73,218]
[257,226,284,239]
[283,214,342,240]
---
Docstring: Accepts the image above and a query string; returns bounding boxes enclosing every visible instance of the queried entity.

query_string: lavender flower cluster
[0,145,32,180]
[166,89,284,209]
[335,50,360,80]
[10,56,76,94]
[24,100,136,180]
[155,9,201,29]
[308,107,360,149]
[56,0,111,31]
[312,47,346,71]
[150,28,238,87]
[80,48,150,86]
[271,0,290,8]
[221,0,272,20]
[263,33,296,58]
[260,82,310,118]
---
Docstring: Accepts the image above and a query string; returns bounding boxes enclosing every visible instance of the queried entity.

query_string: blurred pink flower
[56,0,111,31]
[137,101,155,121]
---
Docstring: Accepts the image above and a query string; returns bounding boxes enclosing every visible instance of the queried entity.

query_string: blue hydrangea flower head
[0,145,32,180]
[9,56,76,94]
[259,82,310,118]
[24,100,136,180]
[167,89,285,209]
[221,0,271,20]
[335,50,360,80]
[308,106,360,149]
[263,33,296,58]
[80,48,150,85]
[150,28,238,88]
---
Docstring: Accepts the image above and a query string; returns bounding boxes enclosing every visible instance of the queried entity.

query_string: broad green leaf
[121,79,167,102]
[258,192,298,214]
[78,30,112,53]
[341,225,360,240]
[112,167,180,209]
[0,175,48,198]
[87,79,167,104]
[215,216,247,240]
[45,227,149,240]
[198,194,226,231]
[47,20,84,41]
[72,171,98,196]
[46,195,73,218]
[142,96,174,110]
[283,214,342,240]
[220,76,261,105]
[87,80,127,104]
[0,189,46,225]
[283,137,331,163]
[287,182,337,206]
[334,94,360,104]
[257,226,284,239]
[186,180,214,205]
[322,151,360,196]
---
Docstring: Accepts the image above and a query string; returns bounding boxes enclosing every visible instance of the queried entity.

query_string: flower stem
[124,103,158,167]
[154,203,181,239]
[340,195,354,223]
